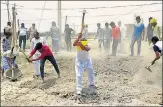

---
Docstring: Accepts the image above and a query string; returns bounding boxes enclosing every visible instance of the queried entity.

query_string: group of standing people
[95,21,126,56]
[18,23,37,51]
[94,15,161,57]
[131,16,161,56]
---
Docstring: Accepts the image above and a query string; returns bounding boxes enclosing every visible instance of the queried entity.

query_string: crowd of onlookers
[2,15,162,56]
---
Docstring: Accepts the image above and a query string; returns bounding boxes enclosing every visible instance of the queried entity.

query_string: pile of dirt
[1,52,162,106]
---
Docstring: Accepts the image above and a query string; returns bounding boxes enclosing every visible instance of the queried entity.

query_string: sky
[1,1,162,33]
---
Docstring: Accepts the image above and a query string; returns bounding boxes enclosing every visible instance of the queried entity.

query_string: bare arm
[73,33,82,46]
[151,51,160,65]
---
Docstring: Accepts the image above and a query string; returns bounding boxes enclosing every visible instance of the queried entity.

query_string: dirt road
[1,40,162,106]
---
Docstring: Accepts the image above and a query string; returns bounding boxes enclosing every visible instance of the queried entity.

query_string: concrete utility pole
[11,3,17,48]
[58,0,62,47]
[6,0,10,22]
[11,3,17,79]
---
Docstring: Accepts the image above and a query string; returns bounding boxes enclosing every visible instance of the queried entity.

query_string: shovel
[145,64,152,72]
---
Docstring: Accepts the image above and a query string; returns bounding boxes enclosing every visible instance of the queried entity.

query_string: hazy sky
[1,1,162,32]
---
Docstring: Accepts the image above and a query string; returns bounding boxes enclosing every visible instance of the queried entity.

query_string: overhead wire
[17,9,162,22]
[38,1,47,31]
[1,1,162,30]
[1,2,161,11]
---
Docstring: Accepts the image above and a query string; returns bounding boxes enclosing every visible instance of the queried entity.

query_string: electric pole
[6,0,10,22]
[11,3,17,49]
[58,0,62,47]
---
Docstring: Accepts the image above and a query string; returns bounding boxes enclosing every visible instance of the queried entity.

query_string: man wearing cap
[150,18,161,40]
[130,16,145,56]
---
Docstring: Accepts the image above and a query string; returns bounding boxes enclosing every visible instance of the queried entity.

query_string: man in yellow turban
[73,33,96,95]
[150,18,161,40]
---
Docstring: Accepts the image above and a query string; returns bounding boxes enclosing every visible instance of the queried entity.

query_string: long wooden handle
[20,48,28,58]
[80,12,86,34]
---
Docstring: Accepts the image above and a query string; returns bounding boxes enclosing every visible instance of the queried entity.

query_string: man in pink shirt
[110,22,121,56]
[27,42,60,83]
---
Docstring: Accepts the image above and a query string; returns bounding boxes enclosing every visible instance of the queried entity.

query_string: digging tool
[19,48,29,61]
[145,54,163,72]
[79,10,87,34]
[145,64,152,72]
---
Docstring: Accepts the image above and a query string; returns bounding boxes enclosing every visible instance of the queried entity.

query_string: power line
[1,2,161,11]
[1,2,24,7]
[87,9,162,25]
[38,1,47,30]
[114,4,145,21]
[18,9,162,22]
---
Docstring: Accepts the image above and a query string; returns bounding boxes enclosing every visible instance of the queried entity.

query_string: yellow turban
[77,40,88,51]
[150,18,157,24]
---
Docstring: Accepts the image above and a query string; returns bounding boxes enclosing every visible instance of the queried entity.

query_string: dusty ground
[1,39,162,106]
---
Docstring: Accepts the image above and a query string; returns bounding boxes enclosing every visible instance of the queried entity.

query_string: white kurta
[117,25,126,53]
[75,48,95,94]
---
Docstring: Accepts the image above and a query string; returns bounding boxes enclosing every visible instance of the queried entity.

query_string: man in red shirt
[27,42,60,83]
[110,22,121,56]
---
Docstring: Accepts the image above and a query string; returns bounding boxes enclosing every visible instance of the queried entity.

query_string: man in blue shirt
[130,16,145,56]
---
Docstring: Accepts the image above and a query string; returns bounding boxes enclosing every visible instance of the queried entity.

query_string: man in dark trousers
[18,23,28,51]
[27,42,60,83]
[64,24,74,51]
[110,22,121,56]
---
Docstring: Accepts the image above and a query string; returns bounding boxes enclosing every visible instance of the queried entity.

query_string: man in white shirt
[18,23,28,51]
[117,21,126,53]
[31,32,46,77]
